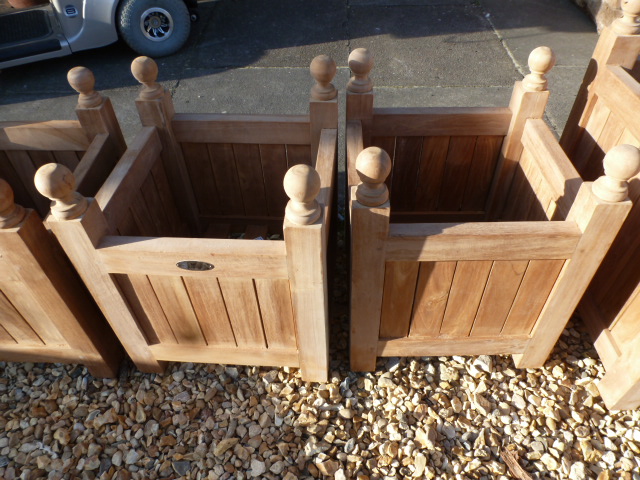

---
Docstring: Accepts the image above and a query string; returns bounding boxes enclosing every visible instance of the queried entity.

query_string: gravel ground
[2,234,640,480]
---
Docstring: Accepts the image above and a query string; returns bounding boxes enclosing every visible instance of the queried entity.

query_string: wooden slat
[73,134,115,197]
[172,114,311,145]
[595,65,640,142]
[218,278,266,347]
[501,260,565,336]
[95,127,163,232]
[347,121,364,187]
[572,98,611,172]
[0,290,43,345]
[385,221,581,262]
[379,262,420,338]
[182,277,237,346]
[378,335,528,357]
[255,278,297,349]
[0,151,33,211]
[233,144,267,215]
[98,236,288,279]
[141,173,174,237]
[315,129,337,226]
[462,136,503,211]
[28,150,56,170]
[286,144,312,168]
[150,343,299,367]
[470,260,528,336]
[259,144,289,217]
[147,276,206,345]
[0,121,89,151]
[414,136,450,211]
[409,262,456,337]
[371,108,512,137]
[501,147,539,221]
[371,137,396,190]
[0,321,16,344]
[438,136,478,211]
[121,274,177,344]
[181,142,221,216]
[244,224,269,239]
[130,189,159,236]
[207,143,245,216]
[439,261,493,337]
[390,211,485,224]
[390,137,423,211]
[5,150,49,214]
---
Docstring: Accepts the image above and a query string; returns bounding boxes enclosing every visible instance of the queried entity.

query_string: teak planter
[0,68,125,376]
[346,47,640,374]
[560,2,640,410]
[37,56,337,382]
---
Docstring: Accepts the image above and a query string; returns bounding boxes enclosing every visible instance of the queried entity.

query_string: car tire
[117,0,190,57]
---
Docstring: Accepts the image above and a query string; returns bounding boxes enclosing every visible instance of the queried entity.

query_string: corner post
[346,48,374,187]
[67,67,127,157]
[34,164,164,373]
[283,164,328,382]
[515,144,640,368]
[486,46,556,219]
[560,1,640,158]
[309,55,338,166]
[131,56,199,231]
[350,147,391,371]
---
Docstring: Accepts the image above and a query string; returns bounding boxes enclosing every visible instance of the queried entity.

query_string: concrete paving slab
[545,64,590,132]
[373,85,514,108]
[349,4,520,87]
[480,0,597,69]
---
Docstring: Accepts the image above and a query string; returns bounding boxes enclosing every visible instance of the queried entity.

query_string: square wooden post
[515,145,640,368]
[346,48,374,153]
[283,164,329,382]
[34,164,165,374]
[309,55,338,165]
[349,147,391,372]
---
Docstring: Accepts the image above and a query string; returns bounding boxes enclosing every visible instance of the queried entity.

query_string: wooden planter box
[0,68,124,376]
[36,56,338,382]
[560,5,640,410]
[347,47,639,372]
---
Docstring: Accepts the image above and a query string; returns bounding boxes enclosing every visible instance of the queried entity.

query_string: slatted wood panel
[370,135,503,215]
[378,258,565,341]
[180,142,311,227]
[115,273,297,352]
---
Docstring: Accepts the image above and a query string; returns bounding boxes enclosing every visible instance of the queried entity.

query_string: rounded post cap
[284,164,322,225]
[523,46,556,92]
[67,66,103,108]
[0,179,26,229]
[131,56,164,100]
[35,163,88,220]
[593,144,640,202]
[348,48,374,93]
[613,0,640,34]
[310,54,337,101]
[355,147,391,207]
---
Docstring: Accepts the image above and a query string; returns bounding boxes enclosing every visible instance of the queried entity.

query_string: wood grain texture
[259,144,289,217]
[150,343,299,367]
[390,137,423,211]
[438,136,478,211]
[378,335,528,357]
[379,262,420,338]
[233,144,268,217]
[181,142,221,216]
[409,261,456,337]
[0,121,89,151]
[414,136,451,211]
[462,136,503,211]
[207,143,245,216]
[218,278,266,348]
[183,277,237,346]
[255,278,297,349]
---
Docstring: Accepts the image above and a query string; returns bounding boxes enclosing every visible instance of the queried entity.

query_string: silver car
[0,0,199,69]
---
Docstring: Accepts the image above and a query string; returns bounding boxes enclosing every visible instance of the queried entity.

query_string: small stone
[173,461,190,476]
[618,458,635,472]
[214,438,239,457]
[378,376,395,388]
[135,404,146,423]
[439,365,459,382]
[511,394,526,410]
[473,355,493,373]
[53,428,70,446]
[84,456,100,471]
[112,451,123,467]
[471,393,491,416]
[339,408,354,419]
[414,453,427,477]
[601,451,616,466]
[125,450,140,465]
[250,459,266,478]
[317,459,340,476]
[415,427,437,449]
[335,469,347,480]
[597,470,612,480]
[160,435,177,447]
[540,453,560,470]
[270,461,285,475]
[569,462,587,480]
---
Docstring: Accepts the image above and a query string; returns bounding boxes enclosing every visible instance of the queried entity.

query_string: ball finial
[0,179,26,229]
[34,164,88,220]
[347,48,374,93]
[592,144,640,202]
[131,56,163,100]
[310,55,337,101]
[523,46,556,92]
[283,164,322,225]
[355,147,391,207]
[67,67,103,108]
[613,0,640,35]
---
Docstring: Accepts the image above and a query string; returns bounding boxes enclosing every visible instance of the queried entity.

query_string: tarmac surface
[0,0,598,153]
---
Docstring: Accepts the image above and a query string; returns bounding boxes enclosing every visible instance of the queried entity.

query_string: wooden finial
[592,144,640,202]
[67,67,103,108]
[284,164,322,225]
[34,164,88,220]
[131,56,164,100]
[355,147,391,207]
[310,55,337,101]
[522,46,556,92]
[0,179,26,229]
[613,0,640,35]
[347,48,374,93]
